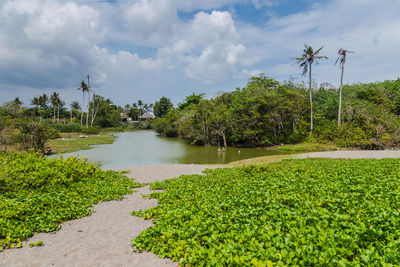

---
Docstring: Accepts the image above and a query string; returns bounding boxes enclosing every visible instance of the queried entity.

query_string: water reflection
[59,131,293,168]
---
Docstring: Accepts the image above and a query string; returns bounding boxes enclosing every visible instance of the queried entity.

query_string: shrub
[81,126,100,135]
[49,123,83,133]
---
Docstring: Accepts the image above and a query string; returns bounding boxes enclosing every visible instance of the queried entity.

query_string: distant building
[139,112,155,120]
[320,82,337,91]
[120,112,132,122]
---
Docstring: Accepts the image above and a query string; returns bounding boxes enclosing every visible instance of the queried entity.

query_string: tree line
[152,75,400,150]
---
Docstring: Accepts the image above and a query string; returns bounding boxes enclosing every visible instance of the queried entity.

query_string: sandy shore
[0,164,217,267]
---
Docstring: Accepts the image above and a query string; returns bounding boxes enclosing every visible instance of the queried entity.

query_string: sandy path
[0,164,217,267]
[297,150,400,159]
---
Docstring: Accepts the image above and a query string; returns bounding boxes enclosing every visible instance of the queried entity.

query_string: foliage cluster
[152,75,400,149]
[0,152,140,250]
[48,122,83,133]
[132,159,400,265]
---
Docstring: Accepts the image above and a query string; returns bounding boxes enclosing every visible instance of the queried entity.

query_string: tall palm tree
[77,81,89,125]
[50,92,60,122]
[293,44,328,134]
[57,100,65,121]
[70,101,81,123]
[85,75,92,128]
[335,48,353,127]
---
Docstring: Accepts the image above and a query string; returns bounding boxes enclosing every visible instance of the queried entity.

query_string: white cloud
[1,0,400,106]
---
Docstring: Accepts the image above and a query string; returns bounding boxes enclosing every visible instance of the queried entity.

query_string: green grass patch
[0,152,142,250]
[132,159,400,265]
[47,133,115,153]
[275,142,339,152]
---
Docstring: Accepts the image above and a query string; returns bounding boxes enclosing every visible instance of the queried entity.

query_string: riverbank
[47,133,115,153]
[226,149,400,166]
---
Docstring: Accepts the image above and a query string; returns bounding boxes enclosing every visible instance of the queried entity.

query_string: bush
[49,123,83,133]
[15,120,60,153]
[81,126,100,135]
[0,152,142,250]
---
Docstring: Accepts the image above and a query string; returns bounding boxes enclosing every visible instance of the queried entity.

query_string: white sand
[0,164,217,267]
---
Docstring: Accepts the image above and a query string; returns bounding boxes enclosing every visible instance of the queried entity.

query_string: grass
[275,142,339,152]
[47,133,115,153]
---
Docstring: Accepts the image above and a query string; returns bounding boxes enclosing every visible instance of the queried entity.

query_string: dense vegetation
[0,152,141,250]
[132,158,400,265]
[153,76,400,149]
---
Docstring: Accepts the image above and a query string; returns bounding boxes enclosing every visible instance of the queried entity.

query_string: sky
[0,0,399,106]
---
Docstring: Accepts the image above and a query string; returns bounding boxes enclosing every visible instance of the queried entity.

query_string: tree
[336,48,353,127]
[178,93,204,110]
[31,97,40,108]
[86,75,92,128]
[293,44,328,134]
[57,100,65,121]
[50,92,60,122]
[38,94,48,109]
[70,101,80,122]
[13,97,23,107]
[77,80,89,125]
[154,97,173,118]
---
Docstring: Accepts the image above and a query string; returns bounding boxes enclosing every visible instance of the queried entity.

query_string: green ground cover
[0,152,141,250]
[132,159,400,265]
[47,133,115,153]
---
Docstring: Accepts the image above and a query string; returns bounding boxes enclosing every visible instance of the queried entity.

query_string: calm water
[59,131,293,168]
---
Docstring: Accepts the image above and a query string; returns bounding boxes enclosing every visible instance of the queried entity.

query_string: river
[60,131,294,168]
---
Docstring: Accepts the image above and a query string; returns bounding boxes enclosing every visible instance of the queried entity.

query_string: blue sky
[0,0,399,106]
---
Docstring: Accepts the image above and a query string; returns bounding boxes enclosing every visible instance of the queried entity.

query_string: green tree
[178,93,204,110]
[70,101,80,123]
[293,44,328,134]
[154,97,173,118]
[50,92,60,122]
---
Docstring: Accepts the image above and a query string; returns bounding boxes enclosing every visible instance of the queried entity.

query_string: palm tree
[57,100,65,121]
[13,97,23,107]
[38,94,48,109]
[50,92,60,122]
[293,44,328,134]
[85,75,92,128]
[70,101,81,123]
[77,81,89,125]
[336,48,353,127]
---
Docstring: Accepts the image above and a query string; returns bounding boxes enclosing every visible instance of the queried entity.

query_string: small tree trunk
[309,62,313,134]
[53,107,56,122]
[86,92,90,128]
[338,65,344,127]
[81,93,84,125]
[222,132,227,148]
[57,106,60,121]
